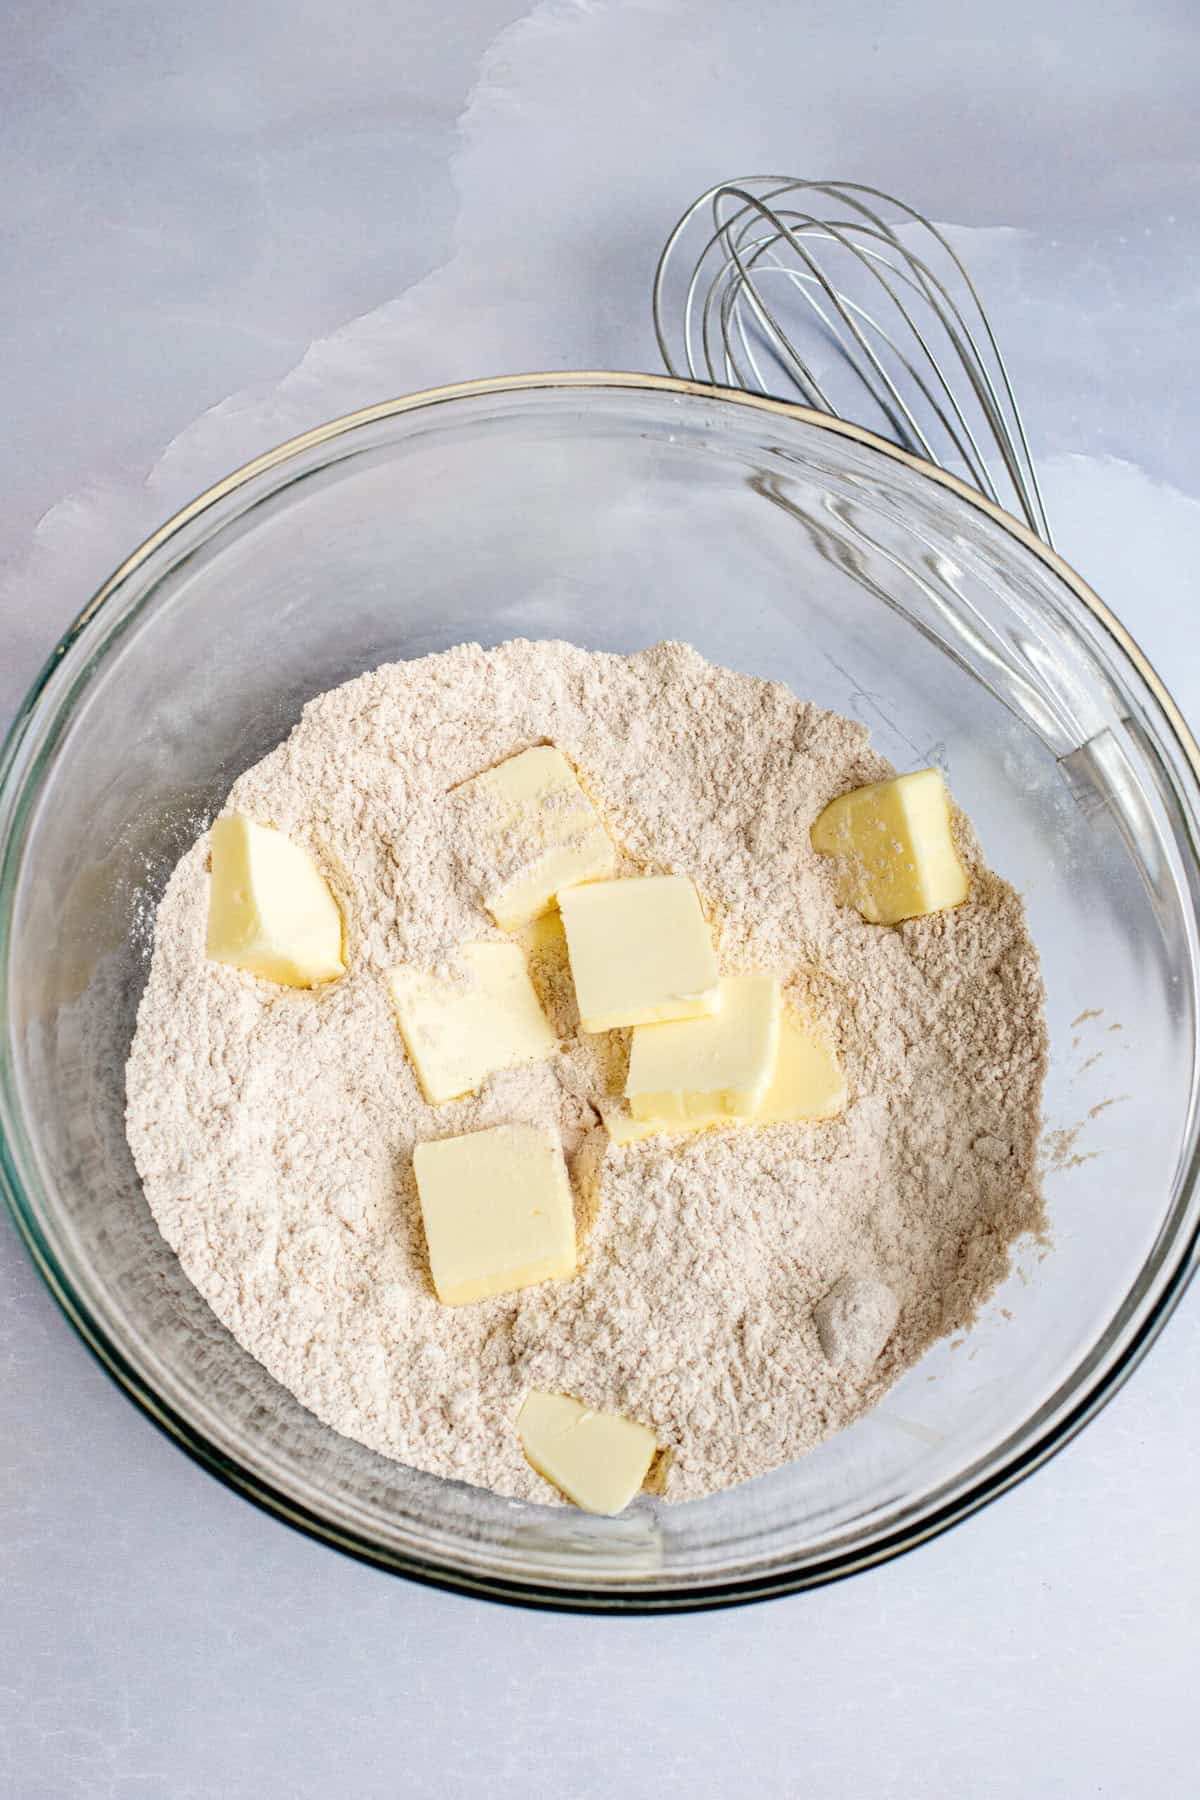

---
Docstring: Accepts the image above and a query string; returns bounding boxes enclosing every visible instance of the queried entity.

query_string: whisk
[652,177,1053,548]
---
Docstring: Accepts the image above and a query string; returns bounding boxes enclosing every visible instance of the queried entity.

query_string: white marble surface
[3,3,1199,1794]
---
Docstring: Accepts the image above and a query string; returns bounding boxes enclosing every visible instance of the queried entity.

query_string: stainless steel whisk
[653,177,1053,548]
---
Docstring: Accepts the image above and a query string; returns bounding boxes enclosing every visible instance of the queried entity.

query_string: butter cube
[459,746,616,929]
[517,1390,657,1515]
[810,768,969,925]
[206,813,344,987]
[763,1013,848,1123]
[387,942,555,1104]
[558,875,719,1033]
[412,1124,576,1306]
[607,1014,846,1143]
[626,975,781,1121]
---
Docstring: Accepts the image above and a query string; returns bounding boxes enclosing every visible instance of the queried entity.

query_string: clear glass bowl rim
[2,370,1198,1613]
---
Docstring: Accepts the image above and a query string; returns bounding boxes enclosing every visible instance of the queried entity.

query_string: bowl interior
[2,376,1198,1607]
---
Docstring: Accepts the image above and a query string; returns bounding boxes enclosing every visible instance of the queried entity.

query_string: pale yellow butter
[412,1123,576,1306]
[387,941,555,1105]
[606,1013,846,1143]
[558,875,720,1033]
[206,813,344,987]
[625,974,781,1120]
[460,745,616,929]
[517,1390,657,1515]
[810,767,969,925]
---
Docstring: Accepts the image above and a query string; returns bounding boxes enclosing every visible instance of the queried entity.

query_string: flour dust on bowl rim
[1,372,1197,1612]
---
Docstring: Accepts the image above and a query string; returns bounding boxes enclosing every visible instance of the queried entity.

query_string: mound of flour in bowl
[125,640,1047,1504]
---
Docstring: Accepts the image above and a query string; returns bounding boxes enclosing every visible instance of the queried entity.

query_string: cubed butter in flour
[387,941,555,1105]
[413,1123,576,1306]
[625,974,781,1120]
[810,768,968,925]
[606,1013,846,1143]
[206,813,344,987]
[517,1390,657,1515]
[558,875,719,1032]
[459,745,616,929]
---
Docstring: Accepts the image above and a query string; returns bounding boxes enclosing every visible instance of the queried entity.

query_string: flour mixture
[125,640,1047,1506]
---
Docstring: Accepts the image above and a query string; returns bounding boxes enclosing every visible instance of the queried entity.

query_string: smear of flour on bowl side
[125,640,1048,1505]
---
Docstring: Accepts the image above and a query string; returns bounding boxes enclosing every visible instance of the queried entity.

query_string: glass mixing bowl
[2,374,1198,1611]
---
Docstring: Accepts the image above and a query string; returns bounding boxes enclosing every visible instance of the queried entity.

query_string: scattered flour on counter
[125,640,1048,1505]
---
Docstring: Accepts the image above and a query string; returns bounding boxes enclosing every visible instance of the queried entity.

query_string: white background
[3,3,1199,1795]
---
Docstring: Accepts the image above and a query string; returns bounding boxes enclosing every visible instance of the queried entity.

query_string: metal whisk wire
[653,177,1053,547]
